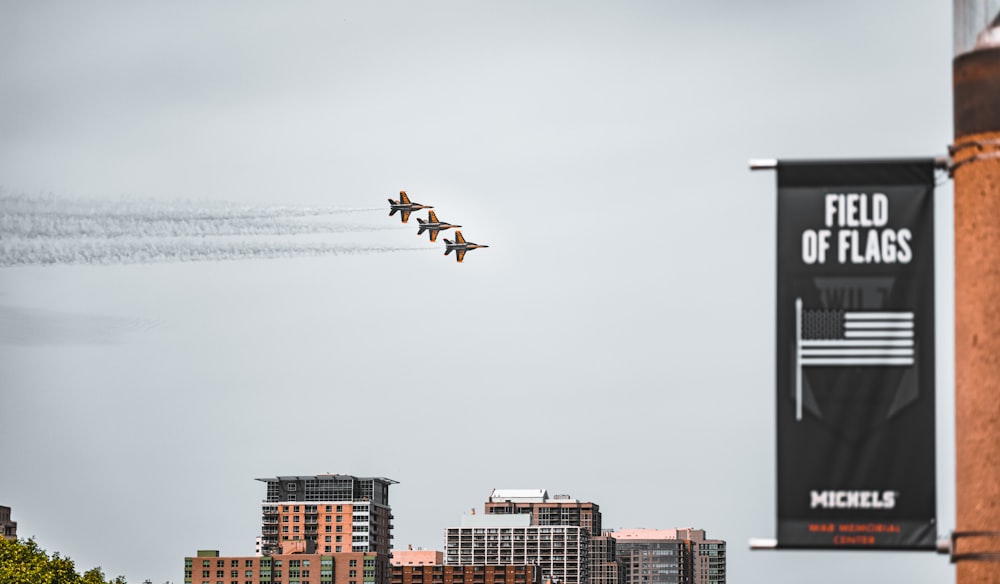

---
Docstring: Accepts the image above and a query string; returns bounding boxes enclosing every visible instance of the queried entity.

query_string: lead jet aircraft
[416,211,461,242]
[443,231,489,263]
[388,191,432,223]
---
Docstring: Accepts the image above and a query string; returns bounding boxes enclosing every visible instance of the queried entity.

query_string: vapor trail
[1,214,404,239]
[1,237,433,267]
[0,193,426,266]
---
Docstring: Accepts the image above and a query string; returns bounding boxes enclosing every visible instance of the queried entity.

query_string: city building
[611,529,725,584]
[587,533,622,584]
[184,548,373,584]
[257,474,397,584]
[483,489,614,584]
[392,564,540,584]
[0,506,16,541]
[484,490,601,536]
[391,549,444,566]
[445,514,588,584]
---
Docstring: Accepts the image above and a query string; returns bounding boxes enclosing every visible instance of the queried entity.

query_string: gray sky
[0,1,957,583]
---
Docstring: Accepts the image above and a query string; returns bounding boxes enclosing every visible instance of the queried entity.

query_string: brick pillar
[953,45,1000,583]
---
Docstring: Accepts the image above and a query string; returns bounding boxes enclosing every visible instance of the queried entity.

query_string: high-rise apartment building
[445,514,588,584]
[257,474,396,584]
[587,533,622,584]
[185,474,397,584]
[484,490,601,536]
[611,529,725,584]
[0,506,16,541]
[483,489,614,584]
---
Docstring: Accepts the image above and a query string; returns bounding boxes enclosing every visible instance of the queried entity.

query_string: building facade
[391,564,540,584]
[391,550,444,566]
[257,475,397,584]
[483,489,613,584]
[483,490,601,536]
[0,506,16,541]
[611,529,724,584]
[586,535,622,584]
[184,549,374,584]
[445,514,588,584]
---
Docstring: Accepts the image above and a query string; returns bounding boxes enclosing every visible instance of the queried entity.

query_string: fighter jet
[416,211,461,242]
[443,231,489,263]
[388,191,432,223]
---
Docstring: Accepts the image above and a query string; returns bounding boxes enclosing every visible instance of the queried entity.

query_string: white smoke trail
[1,192,382,219]
[1,214,405,239]
[0,192,428,266]
[0,237,432,267]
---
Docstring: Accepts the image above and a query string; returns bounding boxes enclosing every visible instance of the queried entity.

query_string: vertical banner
[775,159,937,549]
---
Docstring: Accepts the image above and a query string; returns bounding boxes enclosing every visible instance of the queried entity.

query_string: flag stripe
[801,357,914,366]
[845,330,914,338]
[802,339,913,347]
[844,321,913,329]
[844,312,915,320]
[801,348,914,357]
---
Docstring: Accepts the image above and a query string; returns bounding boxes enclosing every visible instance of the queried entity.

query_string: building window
[336,536,342,542]
[350,560,357,567]
[325,546,331,552]
[326,526,332,533]
[287,483,297,491]
[336,546,342,552]
[337,526,343,533]
[337,506,343,512]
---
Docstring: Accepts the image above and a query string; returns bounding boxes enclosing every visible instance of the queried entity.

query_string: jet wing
[399,191,411,204]
[427,210,438,222]
[429,230,439,242]
[456,249,466,262]
[399,210,411,223]
[455,231,466,244]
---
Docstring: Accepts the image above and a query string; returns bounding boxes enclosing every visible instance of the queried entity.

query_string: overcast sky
[0,2,957,583]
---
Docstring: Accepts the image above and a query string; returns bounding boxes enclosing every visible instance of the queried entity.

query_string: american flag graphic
[793,298,915,420]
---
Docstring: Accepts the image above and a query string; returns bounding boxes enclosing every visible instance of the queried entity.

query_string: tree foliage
[0,537,126,584]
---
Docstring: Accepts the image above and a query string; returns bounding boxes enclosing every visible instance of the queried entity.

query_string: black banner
[775,159,937,550]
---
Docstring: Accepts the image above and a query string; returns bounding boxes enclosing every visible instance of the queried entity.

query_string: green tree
[0,537,126,584]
